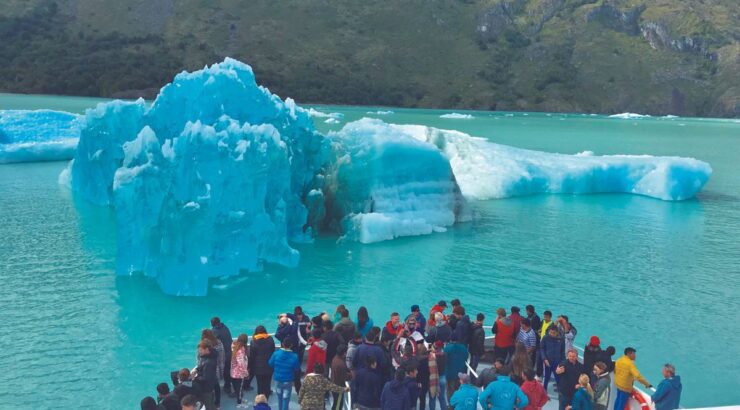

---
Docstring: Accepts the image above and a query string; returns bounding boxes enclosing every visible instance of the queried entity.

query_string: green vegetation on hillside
[0,0,737,117]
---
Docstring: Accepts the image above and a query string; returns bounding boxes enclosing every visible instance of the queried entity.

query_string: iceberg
[0,110,81,163]
[440,113,474,119]
[324,119,470,244]
[388,123,712,201]
[609,112,651,119]
[367,110,394,115]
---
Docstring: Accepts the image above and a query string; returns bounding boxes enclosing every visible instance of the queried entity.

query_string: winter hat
[589,336,601,346]
[411,304,420,312]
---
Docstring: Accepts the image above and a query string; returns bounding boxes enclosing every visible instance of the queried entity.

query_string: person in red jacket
[427,301,447,329]
[382,312,403,340]
[521,369,549,410]
[492,307,516,363]
[306,329,327,375]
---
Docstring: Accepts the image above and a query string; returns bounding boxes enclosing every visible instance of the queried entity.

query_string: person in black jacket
[172,368,195,402]
[468,313,486,382]
[194,341,218,410]
[211,317,234,395]
[555,348,585,410]
[321,320,345,367]
[156,382,180,410]
[451,305,471,345]
[249,325,276,398]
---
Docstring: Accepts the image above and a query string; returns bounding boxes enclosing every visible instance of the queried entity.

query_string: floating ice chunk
[609,112,651,119]
[0,110,81,163]
[386,123,711,201]
[325,118,341,124]
[325,118,469,244]
[440,113,474,119]
[305,108,343,120]
[366,110,394,115]
[662,115,679,119]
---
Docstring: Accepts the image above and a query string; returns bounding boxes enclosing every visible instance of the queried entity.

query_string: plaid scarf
[428,349,439,398]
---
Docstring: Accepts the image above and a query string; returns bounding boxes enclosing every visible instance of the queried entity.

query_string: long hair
[201,329,219,346]
[511,342,531,375]
[232,333,248,357]
[578,373,594,399]
[357,306,369,329]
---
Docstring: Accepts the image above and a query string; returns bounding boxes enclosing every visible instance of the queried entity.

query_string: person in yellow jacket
[614,347,652,410]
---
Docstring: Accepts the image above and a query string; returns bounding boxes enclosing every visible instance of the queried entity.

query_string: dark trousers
[543,361,560,391]
[256,373,272,398]
[214,382,221,406]
[559,393,572,410]
[231,377,247,404]
[418,383,429,410]
[223,359,233,392]
[469,354,481,384]
[493,346,514,363]
[295,347,306,393]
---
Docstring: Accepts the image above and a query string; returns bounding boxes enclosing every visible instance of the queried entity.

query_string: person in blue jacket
[478,368,529,410]
[651,364,682,410]
[381,368,411,410]
[268,338,301,410]
[540,326,564,391]
[450,372,479,410]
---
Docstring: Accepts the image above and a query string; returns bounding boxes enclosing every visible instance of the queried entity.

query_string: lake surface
[1,93,739,408]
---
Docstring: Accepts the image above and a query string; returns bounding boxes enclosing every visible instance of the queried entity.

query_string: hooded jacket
[249,334,276,376]
[353,342,387,373]
[453,315,472,345]
[570,387,593,410]
[194,350,218,392]
[614,355,650,392]
[521,379,548,410]
[427,322,452,344]
[443,342,469,380]
[651,376,682,410]
[594,372,611,408]
[351,367,383,408]
[450,383,479,410]
[381,379,411,410]
[306,339,327,374]
[540,334,564,364]
[268,348,300,383]
[478,375,529,410]
[469,322,486,356]
[492,317,515,348]
[334,317,357,342]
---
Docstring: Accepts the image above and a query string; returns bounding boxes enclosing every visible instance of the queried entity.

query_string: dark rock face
[586,4,644,36]
[640,21,713,56]
[475,0,527,41]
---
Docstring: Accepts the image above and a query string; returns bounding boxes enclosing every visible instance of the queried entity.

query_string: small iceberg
[440,113,474,119]
[366,110,394,115]
[609,113,651,119]
[324,118,341,124]
[0,110,81,163]
[306,108,343,120]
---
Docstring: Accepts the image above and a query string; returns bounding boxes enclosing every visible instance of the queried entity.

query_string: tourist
[322,320,345,367]
[520,369,548,410]
[193,340,218,410]
[391,327,418,369]
[346,331,363,372]
[450,372,479,410]
[250,325,276,398]
[525,306,542,341]
[140,396,158,410]
[180,394,200,410]
[592,362,611,410]
[402,362,420,407]
[468,313,486,379]
[156,382,180,410]
[275,313,304,393]
[567,374,594,410]
[231,333,250,408]
[511,342,532,385]
[541,326,564,391]
[254,394,271,410]
[443,334,469,400]
[381,368,411,410]
[427,300,447,329]
[173,368,195,400]
[351,356,383,410]
[299,362,348,410]
[201,329,225,408]
[353,327,387,374]
[307,328,328,375]
[382,312,403,340]
[211,317,234,395]
[356,306,374,338]
[583,336,602,376]
[416,343,431,410]
[451,305,472,344]
[602,346,616,372]
[614,347,652,410]
[536,311,553,377]
[331,345,351,408]
[557,316,577,354]
[510,306,523,335]
[555,349,586,410]
[516,318,537,367]
[295,307,312,365]
[427,312,452,344]
[651,363,682,410]
[492,308,516,363]
[428,341,447,410]
[335,307,357,343]
[448,299,462,329]
[269,338,302,410]
[478,366,529,410]
[408,305,426,334]
[477,358,509,389]
[333,305,346,324]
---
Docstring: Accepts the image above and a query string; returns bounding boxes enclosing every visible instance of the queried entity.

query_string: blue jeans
[428,375,446,410]
[543,361,560,391]
[275,381,293,410]
[614,389,631,410]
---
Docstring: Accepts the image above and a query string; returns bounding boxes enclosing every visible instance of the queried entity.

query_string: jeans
[614,389,631,410]
[428,375,447,410]
[275,381,293,410]
[543,361,560,391]
[231,378,247,404]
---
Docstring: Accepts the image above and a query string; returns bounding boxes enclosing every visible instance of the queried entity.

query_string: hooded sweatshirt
[268,348,300,382]
[651,376,682,410]
[306,339,327,374]
[450,383,480,410]
[479,375,529,410]
[381,379,411,410]
[493,317,515,348]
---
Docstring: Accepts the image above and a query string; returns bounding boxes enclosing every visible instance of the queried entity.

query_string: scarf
[428,349,439,398]
[253,333,270,341]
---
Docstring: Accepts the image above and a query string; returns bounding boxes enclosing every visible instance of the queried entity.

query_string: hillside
[0,0,738,117]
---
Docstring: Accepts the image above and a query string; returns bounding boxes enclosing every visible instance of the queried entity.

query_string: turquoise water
[1,94,739,408]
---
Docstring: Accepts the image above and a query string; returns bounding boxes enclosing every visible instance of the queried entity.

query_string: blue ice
[0,110,81,163]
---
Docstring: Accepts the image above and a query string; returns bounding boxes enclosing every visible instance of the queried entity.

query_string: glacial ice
[388,123,712,201]
[58,57,713,295]
[440,113,474,119]
[609,112,651,119]
[325,119,469,244]
[0,110,81,163]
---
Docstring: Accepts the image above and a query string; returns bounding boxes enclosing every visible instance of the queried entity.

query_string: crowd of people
[140,302,683,410]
